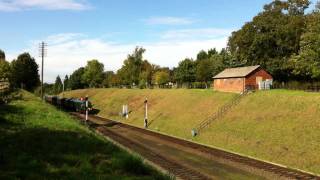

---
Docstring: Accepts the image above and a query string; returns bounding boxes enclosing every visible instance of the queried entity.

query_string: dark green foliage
[102,71,115,88]
[63,75,69,90]
[0,60,10,79]
[196,50,209,61]
[117,47,146,86]
[289,11,320,80]
[10,53,40,90]
[174,58,196,84]
[54,75,63,94]
[82,59,104,88]
[193,48,234,88]
[69,67,87,90]
[0,49,5,61]
[228,0,311,81]
[117,47,158,88]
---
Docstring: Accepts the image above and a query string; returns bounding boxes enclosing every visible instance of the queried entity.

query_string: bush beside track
[63,88,320,175]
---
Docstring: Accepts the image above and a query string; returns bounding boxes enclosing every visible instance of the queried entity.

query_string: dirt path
[72,113,319,180]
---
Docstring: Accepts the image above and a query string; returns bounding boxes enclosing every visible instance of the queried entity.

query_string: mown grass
[63,88,236,138]
[0,90,170,179]
[64,88,320,174]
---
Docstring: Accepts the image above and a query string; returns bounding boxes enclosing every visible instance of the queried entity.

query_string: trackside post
[144,98,148,128]
[85,95,88,122]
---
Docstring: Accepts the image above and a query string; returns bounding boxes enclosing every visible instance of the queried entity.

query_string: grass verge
[0,90,170,180]
[64,88,320,174]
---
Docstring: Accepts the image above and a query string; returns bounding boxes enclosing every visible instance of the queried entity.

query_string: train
[45,95,93,113]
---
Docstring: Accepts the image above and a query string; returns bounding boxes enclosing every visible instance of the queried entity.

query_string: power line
[39,41,47,100]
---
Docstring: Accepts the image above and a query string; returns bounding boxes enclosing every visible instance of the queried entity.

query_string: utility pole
[39,42,47,100]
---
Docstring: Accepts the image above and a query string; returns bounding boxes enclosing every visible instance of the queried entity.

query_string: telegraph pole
[39,42,47,100]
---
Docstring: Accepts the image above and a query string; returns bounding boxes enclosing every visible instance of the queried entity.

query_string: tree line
[0,51,40,91]
[55,46,234,93]
[1,0,320,94]
[228,0,320,81]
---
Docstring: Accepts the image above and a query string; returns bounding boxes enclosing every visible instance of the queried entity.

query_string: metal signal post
[85,95,89,122]
[39,42,47,100]
[144,98,148,128]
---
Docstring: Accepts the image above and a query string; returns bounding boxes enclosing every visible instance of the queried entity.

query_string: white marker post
[144,98,148,128]
[126,105,129,119]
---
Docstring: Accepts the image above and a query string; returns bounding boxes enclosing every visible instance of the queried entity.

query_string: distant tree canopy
[0,49,5,61]
[69,67,86,90]
[228,0,312,81]
[11,0,319,93]
[82,59,104,88]
[174,58,196,84]
[10,53,40,90]
[63,75,69,90]
[117,47,146,86]
[153,71,170,86]
[102,71,116,88]
[0,60,10,79]
[54,75,63,94]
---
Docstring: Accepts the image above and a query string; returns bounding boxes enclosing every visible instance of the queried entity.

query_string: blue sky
[0,0,318,82]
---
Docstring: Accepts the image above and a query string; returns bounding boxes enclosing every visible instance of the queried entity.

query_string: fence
[272,81,320,92]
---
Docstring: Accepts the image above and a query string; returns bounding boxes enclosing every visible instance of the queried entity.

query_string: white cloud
[0,0,90,11]
[144,16,195,25]
[7,29,230,83]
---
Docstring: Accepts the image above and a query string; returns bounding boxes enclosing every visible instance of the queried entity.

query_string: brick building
[213,65,273,93]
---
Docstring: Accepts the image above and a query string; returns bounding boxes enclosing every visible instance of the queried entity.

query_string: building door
[256,76,263,84]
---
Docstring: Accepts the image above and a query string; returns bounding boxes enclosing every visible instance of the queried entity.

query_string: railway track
[72,113,319,180]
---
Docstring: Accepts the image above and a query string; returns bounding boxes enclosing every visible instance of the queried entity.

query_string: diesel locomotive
[45,95,93,113]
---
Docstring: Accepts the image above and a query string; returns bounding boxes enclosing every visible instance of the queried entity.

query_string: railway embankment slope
[64,88,320,175]
[0,90,169,179]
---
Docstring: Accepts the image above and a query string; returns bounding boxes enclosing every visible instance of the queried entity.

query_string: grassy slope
[0,90,169,179]
[63,88,236,138]
[64,88,320,174]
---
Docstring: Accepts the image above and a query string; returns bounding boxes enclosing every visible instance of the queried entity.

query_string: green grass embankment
[0,90,169,179]
[64,88,320,174]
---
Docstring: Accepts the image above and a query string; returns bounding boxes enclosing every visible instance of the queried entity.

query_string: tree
[63,75,69,90]
[228,0,310,81]
[196,50,208,61]
[289,10,320,79]
[194,48,232,87]
[69,67,86,90]
[174,58,196,85]
[208,48,218,57]
[153,71,170,87]
[11,53,40,90]
[0,49,5,61]
[0,60,10,79]
[117,47,146,86]
[54,75,63,94]
[102,71,115,88]
[82,59,104,88]
[196,58,213,84]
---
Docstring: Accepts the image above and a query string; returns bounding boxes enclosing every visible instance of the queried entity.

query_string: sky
[0,0,318,83]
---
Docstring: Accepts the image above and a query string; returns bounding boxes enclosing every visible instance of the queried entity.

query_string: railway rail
[71,113,319,180]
